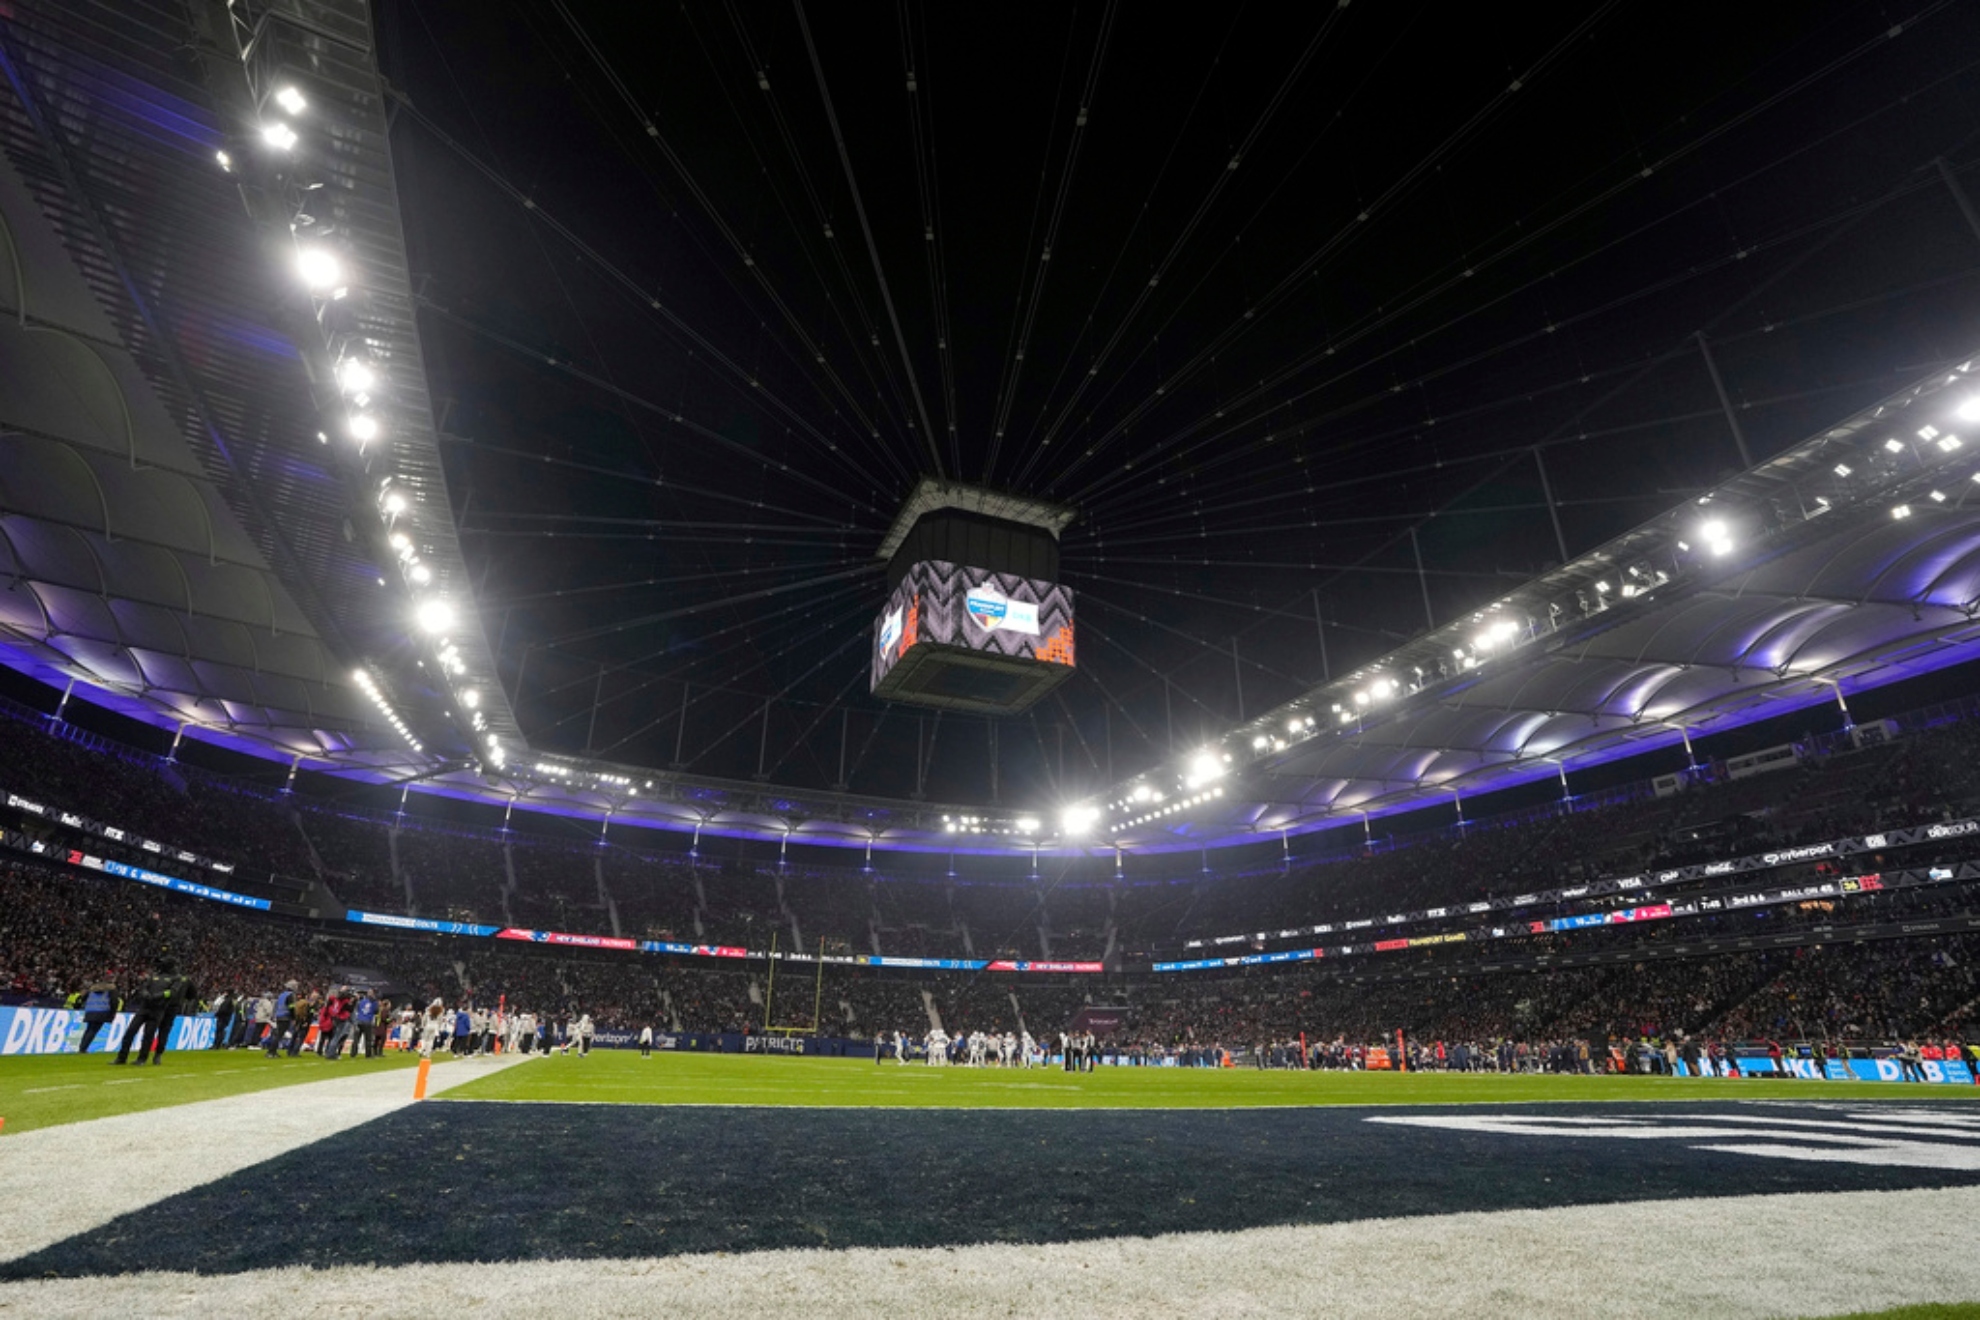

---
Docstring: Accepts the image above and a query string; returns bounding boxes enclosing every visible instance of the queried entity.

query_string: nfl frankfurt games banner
[1151,863,1970,971]
[1185,815,1980,949]
[1,825,270,911]
[0,1007,218,1056]
[4,788,238,874]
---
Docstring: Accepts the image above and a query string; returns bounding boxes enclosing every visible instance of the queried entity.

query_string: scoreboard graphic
[871,560,1075,714]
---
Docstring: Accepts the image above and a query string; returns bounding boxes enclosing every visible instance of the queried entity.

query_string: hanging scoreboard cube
[870,480,1077,716]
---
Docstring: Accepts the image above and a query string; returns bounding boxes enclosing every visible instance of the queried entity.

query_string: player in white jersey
[966,1031,985,1067]
[417,999,447,1057]
[1001,1032,1016,1066]
[1020,1030,1037,1067]
[926,1027,947,1064]
[576,1013,595,1056]
[892,1030,906,1065]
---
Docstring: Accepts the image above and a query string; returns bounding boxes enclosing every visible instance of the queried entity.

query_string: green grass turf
[0,1049,431,1135]
[439,1049,1980,1109]
[1829,1307,1980,1319]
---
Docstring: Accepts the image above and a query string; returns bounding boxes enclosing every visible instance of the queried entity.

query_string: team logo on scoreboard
[879,606,904,658]
[965,586,1039,635]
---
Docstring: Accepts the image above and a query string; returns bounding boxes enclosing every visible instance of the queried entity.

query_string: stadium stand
[7,699,1980,1068]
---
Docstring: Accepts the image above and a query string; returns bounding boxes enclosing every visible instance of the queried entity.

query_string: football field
[436,1047,1980,1109]
[4,1050,1980,1317]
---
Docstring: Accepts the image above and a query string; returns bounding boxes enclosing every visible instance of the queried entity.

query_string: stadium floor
[3,1053,1979,1317]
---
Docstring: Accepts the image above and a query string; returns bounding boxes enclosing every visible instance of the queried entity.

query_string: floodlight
[1884,438,1906,454]
[260,122,298,150]
[462,690,480,709]
[416,599,455,633]
[409,563,432,585]
[381,489,408,515]
[1959,397,1980,422]
[215,150,233,172]
[1892,504,1913,520]
[274,86,307,115]
[1060,804,1100,835]
[347,414,380,443]
[296,247,343,289]
[336,359,377,394]
[1938,435,1963,453]
[1834,463,1853,477]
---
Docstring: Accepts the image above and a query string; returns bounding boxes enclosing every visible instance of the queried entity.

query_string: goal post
[760,932,829,1036]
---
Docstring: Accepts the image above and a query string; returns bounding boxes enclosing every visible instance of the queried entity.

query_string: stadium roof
[6,3,1980,853]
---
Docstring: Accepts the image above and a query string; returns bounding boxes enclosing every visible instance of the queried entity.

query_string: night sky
[375,1,1980,805]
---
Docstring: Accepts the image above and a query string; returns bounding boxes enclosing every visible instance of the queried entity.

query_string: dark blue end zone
[6,1100,1979,1279]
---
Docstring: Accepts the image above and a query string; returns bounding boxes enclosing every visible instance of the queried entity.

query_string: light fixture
[1834,463,1853,477]
[215,149,233,172]
[381,489,408,515]
[409,563,433,585]
[273,86,307,115]
[1959,398,1980,423]
[1892,504,1913,520]
[416,599,455,633]
[1884,438,1906,454]
[1938,435,1963,453]
[260,121,298,151]
[1184,750,1226,788]
[296,247,343,290]
[336,358,377,394]
[1931,490,1948,503]
[347,414,380,443]
[463,690,481,709]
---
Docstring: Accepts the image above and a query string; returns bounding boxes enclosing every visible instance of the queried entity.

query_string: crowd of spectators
[8,704,1980,1064]
[5,851,1976,1071]
[7,705,1980,965]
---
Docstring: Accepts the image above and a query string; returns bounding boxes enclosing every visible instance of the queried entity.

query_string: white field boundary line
[0,1183,1975,1320]
[0,1053,540,1264]
[430,1093,1980,1112]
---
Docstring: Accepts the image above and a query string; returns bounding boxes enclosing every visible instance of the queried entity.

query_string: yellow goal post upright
[759,931,829,1037]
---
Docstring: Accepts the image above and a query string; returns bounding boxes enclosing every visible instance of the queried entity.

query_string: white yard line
[0,1183,1974,1319]
[0,1054,536,1264]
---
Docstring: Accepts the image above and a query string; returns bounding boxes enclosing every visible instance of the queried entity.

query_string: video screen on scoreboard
[871,559,1075,692]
